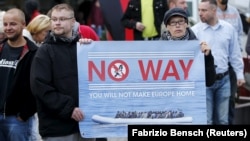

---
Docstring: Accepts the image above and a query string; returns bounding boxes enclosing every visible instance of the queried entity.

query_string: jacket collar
[0,37,38,58]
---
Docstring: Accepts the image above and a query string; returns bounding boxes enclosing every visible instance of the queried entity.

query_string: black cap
[163,7,188,25]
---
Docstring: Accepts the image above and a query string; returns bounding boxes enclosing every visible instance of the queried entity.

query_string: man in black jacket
[0,8,38,141]
[121,0,168,40]
[30,3,98,141]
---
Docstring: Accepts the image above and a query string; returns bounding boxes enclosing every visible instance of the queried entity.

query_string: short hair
[46,9,52,18]
[26,14,51,35]
[201,0,217,6]
[167,0,177,5]
[50,3,74,18]
[5,8,26,24]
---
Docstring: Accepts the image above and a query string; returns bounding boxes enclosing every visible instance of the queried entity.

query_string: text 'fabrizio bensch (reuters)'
[128,125,249,140]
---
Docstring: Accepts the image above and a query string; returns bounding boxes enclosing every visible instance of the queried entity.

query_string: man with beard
[30,3,98,141]
[192,0,245,125]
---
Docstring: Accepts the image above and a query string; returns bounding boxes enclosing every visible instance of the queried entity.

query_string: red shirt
[78,25,100,41]
[31,10,40,21]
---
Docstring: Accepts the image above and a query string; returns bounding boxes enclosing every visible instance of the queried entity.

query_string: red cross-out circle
[108,60,129,81]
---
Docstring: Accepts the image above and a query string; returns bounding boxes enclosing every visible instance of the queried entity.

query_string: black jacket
[30,32,81,137]
[0,37,38,121]
[121,0,167,40]
[161,28,216,86]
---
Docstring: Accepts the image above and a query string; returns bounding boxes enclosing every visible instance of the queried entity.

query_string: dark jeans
[229,65,237,124]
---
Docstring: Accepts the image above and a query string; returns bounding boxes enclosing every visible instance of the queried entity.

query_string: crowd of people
[0,0,249,141]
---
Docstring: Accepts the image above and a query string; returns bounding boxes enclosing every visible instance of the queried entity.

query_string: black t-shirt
[0,43,23,112]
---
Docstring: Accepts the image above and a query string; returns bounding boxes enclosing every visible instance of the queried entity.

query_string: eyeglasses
[168,19,186,26]
[50,17,73,22]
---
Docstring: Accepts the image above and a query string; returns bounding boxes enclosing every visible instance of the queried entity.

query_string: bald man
[0,8,38,141]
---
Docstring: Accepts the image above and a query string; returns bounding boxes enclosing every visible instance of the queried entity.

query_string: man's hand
[200,41,211,56]
[136,22,145,31]
[71,107,84,122]
[79,38,93,44]
[237,79,245,87]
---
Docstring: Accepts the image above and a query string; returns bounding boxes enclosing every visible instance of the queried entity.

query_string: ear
[22,22,26,28]
[166,24,170,31]
[72,18,76,22]
[212,6,217,12]
[72,18,76,25]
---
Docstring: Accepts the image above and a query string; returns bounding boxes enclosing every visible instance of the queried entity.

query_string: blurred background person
[76,0,92,25]
[24,0,41,25]
[23,14,51,47]
[167,0,195,25]
[168,0,188,11]
[87,0,105,40]
[216,0,244,125]
[121,0,167,40]
[162,0,195,34]
[216,0,243,50]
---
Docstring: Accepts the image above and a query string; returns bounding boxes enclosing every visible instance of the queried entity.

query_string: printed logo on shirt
[0,59,19,69]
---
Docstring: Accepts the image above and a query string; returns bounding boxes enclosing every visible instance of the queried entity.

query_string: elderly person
[160,7,216,87]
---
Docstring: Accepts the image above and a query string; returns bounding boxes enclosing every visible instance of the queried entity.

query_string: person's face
[198,1,216,24]
[166,16,188,38]
[33,27,50,43]
[175,0,188,11]
[50,9,75,38]
[3,13,25,41]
